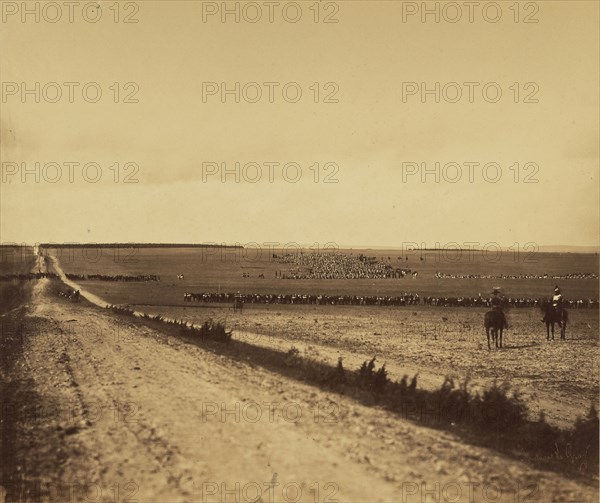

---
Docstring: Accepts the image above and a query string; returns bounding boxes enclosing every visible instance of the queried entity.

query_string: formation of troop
[184,292,421,306]
[65,273,160,282]
[184,289,598,309]
[274,252,414,280]
[434,272,598,280]
[422,294,596,308]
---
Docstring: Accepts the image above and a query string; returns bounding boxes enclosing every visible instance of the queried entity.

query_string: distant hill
[329,244,600,254]
[6,242,599,254]
[535,245,600,253]
[36,243,243,249]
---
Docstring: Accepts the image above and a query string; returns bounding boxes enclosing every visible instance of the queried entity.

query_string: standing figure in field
[489,287,508,328]
[484,287,508,349]
[542,286,568,340]
[233,291,243,313]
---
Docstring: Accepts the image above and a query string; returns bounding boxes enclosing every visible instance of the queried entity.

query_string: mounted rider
[552,285,563,313]
[490,287,508,328]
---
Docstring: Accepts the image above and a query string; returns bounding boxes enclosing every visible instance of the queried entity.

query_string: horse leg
[498,328,503,348]
[486,327,491,350]
[551,322,555,340]
[560,321,565,340]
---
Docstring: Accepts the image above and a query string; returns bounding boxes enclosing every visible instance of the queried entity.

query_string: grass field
[46,245,599,302]
[0,245,36,314]
[0,245,35,275]
[6,244,597,489]
[43,245,599,428]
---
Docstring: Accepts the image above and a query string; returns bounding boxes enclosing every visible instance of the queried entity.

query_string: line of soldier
[183,292,599,308]
[434,272,598,280]
[64,273,160,282]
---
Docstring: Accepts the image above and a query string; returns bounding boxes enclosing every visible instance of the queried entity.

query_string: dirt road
[2,277,598,502]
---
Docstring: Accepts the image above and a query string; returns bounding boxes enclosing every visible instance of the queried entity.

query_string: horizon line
[1,241,599,252]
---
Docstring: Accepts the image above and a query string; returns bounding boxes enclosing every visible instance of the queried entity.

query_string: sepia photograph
[1,1,599,502]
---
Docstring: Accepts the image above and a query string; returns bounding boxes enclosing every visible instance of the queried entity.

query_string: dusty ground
[137,303,599,430]
[1,268,598,501]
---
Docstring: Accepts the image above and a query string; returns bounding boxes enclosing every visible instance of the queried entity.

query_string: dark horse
[233,299,244,313]
[484,310,507,349]
[542,302,568,340]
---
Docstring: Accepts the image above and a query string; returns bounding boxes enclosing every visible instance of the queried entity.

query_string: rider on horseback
[552,285,563,313]
[542,285,568,339]
[552,285,562,311]
[490,287,508,329]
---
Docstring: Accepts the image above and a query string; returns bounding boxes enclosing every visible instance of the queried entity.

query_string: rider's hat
[554,286,560,292]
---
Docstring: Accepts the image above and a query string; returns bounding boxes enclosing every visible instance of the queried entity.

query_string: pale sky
[1,0,598,247]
